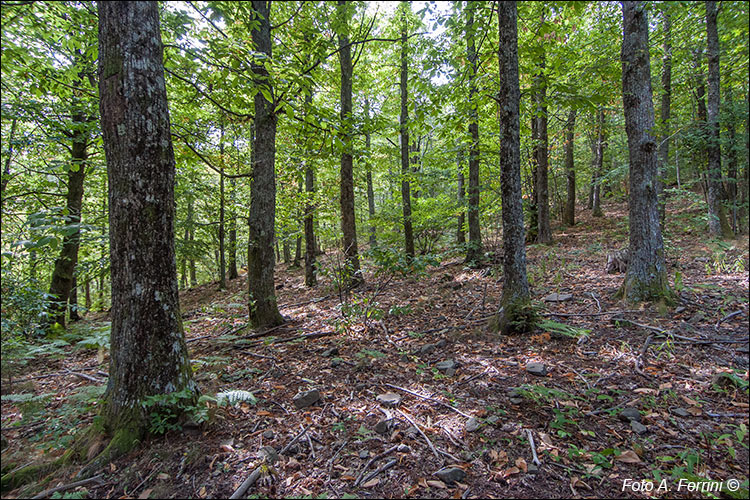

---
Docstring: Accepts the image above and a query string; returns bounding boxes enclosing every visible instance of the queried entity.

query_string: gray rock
[397,444,410,453]
[465,417,481,433]
[435,359,457,372]
[527,464,539,475]
[376,392,402,407]
[436,339,448,348]
[406,426,419,437]
[712,372,741,388]
[322,347,339,357]
[359,450,369,459]
[418,343,436,355]
[486,415,500,426]
[262,429,274,440]
[434,467,466,484]
[375,419,392,435]
[509,397,523,405]
[688,311,705,324]
[526,362,547,377]
[543,293,573,302]
[619,407,641,423]
[630,421,648,435]
[674,306,687,314]
[330,358,342,368]
[293,389,321,409]
[259,445,279,464]
[671,407,690,418]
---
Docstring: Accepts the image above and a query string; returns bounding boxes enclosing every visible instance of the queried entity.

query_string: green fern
[216,389,257,407]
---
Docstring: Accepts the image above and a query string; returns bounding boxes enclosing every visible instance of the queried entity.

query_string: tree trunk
[69,277,81,322]
[465,1,483,263]
[303,91,317,286]
[1,116,17,214]
[725,87,739,233]
[365,98,377,248]
[493,1,533,335]
[228,176,238,279]
[563,109,577,226]
[456,146,466,245]
[47,113,87,329]
[534,39,551,244]
[657,10,671,226]
[400,2,415,259]
[98,0,196,445]
[337,0,362,284]
[705,0,732,238]
[218,121,226,290]
[618,1,673,303]
[592,107,606,217]
[247,0,284,327]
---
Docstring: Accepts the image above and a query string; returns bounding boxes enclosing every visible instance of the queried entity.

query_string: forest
[1,0,748,498]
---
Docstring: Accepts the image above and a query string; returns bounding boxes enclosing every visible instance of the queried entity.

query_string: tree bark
[592,107,606,217]
[47,117,87,329]
[400,2,415,260]
[456,146,465,245]
[725,86,739,233]
[705,0,732,237]
[248,0,284,327]
[563,109,577,226]
[365,97,377,248]
[618,1,673,303]
[493,1,533,335]
[98,0,196,443]
[657,10,671,226]
[337,0,362,284]
[534,38,551,244]
[465,1,483,263]
[218,120,226,289]
[228,176,238,279]
[303,91,317,287]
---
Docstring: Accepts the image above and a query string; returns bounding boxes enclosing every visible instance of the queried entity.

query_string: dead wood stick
[230,426,309,499]
[715,310,745,330]
[590,292,602,313]
[327,440,348,481]
[245,331,336,348]
[543,310,638,318]
[31,474,104,499]
[612,318,703,343]
[559,364,591,390]
[64,369,104,384]
[359,458,398,486]
[525,429,541,466]
[384,383,472,419]
[396,409,442,464]
[670,338,749,345]
[281,295,333,309]
[635,335,653,378]
[705,412,748,418]
[301,424,315,459]
[354,444,399,486]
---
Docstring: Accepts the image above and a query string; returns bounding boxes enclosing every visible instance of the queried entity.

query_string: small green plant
[355,349,386,360]
[141,388,208,435]
[538,319,591,339]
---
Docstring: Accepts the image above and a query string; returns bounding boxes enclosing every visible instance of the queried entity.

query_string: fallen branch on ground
[31,474,104,499]
[384,383,472,419]
[396,409,442,464]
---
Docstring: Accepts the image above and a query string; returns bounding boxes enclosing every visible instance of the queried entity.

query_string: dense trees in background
[2,0,749,340]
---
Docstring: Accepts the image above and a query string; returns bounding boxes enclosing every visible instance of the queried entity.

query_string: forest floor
[2,198,749,499]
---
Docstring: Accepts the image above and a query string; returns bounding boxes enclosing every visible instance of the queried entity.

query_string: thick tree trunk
[657,11,671,226]
[303,92,317,287]
[705,0,732,238]
[563,109,577,226]
[1,116,17,214]
[465,1,482,263]
[248,0,284,327]
[400,2,415,259]
[69,277,80,322]
[725,87,739,233]
[47,117,87,329]
[337,0,362,284]
[493,1,533,335]
[456,146,466,245]
[618,1,673,303]
[187,199,197,287]
[98,0,196,444]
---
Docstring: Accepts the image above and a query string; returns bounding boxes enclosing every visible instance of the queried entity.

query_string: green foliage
[537,319,591,339]
[141,388,202,435]
[366,246,439,277]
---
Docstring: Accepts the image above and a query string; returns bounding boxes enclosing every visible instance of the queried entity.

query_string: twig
[525,429,541,466]
[384,383,472,419]
[358,458,397,486]
[354,444,399,486]
[543,310,638,318]
[590,292,602,313]
[560,364,591,390]
[612,318,704,343]
[705,412,748,418]
[230,426,309,499]
[301,424,315,459]
[635,335,653,378]
[245,331,337,348]
[31,474,104,499]
[715,310,745,330]
[327,440,348,481]
[281,295,333,309]
[396,409,442,463]
[65,369,104,383]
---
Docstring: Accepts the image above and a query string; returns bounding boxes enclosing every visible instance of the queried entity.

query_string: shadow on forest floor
[2,198,748,499]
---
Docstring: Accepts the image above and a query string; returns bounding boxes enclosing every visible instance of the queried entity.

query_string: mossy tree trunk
[248,0,284,327]
[494,1,534,335]
[98,0,197,445]
[618,1,673,304]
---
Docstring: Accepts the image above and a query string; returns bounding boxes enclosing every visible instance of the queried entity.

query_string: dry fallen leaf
[138,488,153,499]
[503,466,521,477]
[427,479,447,489]
[616,450,641,463]
[515,457,527,472]
[362,478,380,488]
